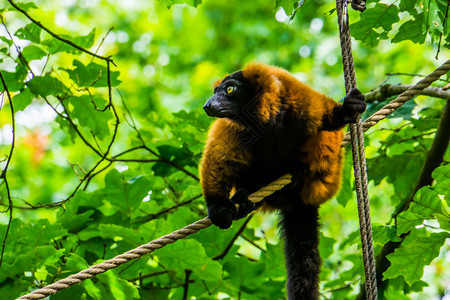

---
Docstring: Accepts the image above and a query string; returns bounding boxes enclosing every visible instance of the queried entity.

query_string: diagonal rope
[336,0,378,299]
[342,59,450,145]
[16,175,290,300]
[16,54,450,300]
[17,218,212,300]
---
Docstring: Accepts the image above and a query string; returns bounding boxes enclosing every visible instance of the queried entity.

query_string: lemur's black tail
[279,201,321,300]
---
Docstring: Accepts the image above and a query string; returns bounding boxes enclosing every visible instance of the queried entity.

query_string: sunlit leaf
[64,59,121,88]
[67,95,112,140]
[384,231,450,285]
[0,65,27,92]
[350,4,400,46]
[42,29,96,54]
[157,239,222,282]
[21,45,46,61]
[12,88,33,111]
[392,13,427,44]
[275,0,300,15]
[15,23,42,43]
[27,73,67,97]
[397,186,446,234]
[432,164,450,198]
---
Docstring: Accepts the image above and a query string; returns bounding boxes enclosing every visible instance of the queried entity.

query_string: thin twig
[7,0,116,66]
[435,0,449,60]
[126,270,169,282]
[92,27,114,62]
[132,194,202,225]
[0,72,15,269]
[213,215,253,260]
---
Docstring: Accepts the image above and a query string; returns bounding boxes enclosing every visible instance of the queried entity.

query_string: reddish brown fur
[201,63,344,209]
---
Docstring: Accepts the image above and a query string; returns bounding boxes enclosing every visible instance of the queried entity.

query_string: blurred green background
[0,0,449,299]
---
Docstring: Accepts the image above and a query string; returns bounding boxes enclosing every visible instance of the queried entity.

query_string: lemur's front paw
[341,88,366,123]
[231,189,260,220]
[207,201,236,229]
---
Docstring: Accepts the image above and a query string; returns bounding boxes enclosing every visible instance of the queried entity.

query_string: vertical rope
[336,0,378,299]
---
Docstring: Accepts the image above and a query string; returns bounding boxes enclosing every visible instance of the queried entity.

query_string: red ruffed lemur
[200,63,366,299]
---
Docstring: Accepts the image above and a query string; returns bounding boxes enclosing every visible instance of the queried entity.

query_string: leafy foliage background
[0,0,449,299]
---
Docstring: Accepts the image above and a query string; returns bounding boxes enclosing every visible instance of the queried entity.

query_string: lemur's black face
[203,71,258,118]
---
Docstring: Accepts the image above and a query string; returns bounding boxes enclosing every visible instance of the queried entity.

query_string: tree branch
[365,84,450,103]
[126,270,169,282]
[0,72,15,269]
[182,269,192,300]
[213,215,253,260]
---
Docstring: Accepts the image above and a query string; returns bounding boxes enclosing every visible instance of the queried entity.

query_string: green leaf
[350,4,400,46]
[427,0,447,37]
[368,153,425,199]
[15,23,42,43]
[388,100,416,120]
[260,243,286,279]
[409,186,445,216]
[319,233,336,258]
[59,192,95,232]
[152,143,196,176]
[27,73,67,97]
[399,0,417,12]
[336,154,353,206]
[102,169,151,213]
[157,239,222,282]
[12,89,33,112]
[223,256,266,293]
[275,0,299,15]
[42,29,96,54]
[66,253,90,271]
[157,143,196,167]
[384,284,412,299]
[67,95,112,140]
[0,65,27,92]
[64,60,121,88]
[35,246,65,265]
[126,175,152,209]
[432,164,450,198]
[10,2,38,11]
[397,187,445,234]
[164,0,202,8]
[396,211,423,235]
[392,13,427,44]
[372,224,402,245]
[383,231,450,285]
[21,45,47,61]
[0,36,13,48]
[98,271,140,299]
[79,224,143,245]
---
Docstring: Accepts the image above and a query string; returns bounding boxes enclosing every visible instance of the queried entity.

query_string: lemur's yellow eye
[227,86,235,93]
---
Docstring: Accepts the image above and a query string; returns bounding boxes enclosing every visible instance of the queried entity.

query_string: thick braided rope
[336,0,378,299]
[342,59,450,145]
[248,174,292,203]
[17,218,212,300]
[16,175,291,300]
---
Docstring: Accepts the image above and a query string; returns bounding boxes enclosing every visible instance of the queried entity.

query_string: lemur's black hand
[340,88,366,123]
[207,200,236,229]
[231,189,261,220]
